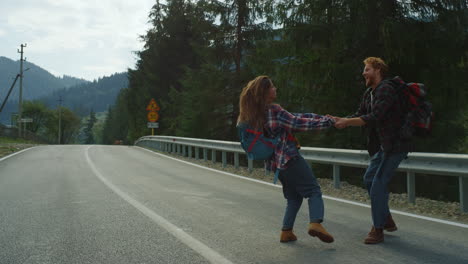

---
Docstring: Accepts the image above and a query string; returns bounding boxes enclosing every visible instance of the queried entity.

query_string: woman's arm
[270,106,335,133]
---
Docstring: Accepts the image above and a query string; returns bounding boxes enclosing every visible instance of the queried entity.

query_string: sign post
[146,98,160,135]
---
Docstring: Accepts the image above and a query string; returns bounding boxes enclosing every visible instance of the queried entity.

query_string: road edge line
[0,147,36,162]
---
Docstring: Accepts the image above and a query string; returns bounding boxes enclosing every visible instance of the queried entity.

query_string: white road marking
[0,147,36,162]
[136,146,468,229]
[85,146,234,264]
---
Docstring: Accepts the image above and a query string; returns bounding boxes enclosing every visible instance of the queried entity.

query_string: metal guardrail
[135,135,468,213]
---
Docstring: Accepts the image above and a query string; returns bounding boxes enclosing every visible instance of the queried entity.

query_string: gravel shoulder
[144,148,468,225]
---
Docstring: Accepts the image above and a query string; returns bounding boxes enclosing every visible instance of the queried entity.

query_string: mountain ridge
[0,56,89,99]
[0,56,128,124]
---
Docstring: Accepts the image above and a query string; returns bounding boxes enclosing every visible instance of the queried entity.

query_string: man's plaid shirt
[264,104,335,173]
[350,78,412,156]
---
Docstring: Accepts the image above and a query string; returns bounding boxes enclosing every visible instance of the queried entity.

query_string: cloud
[0,0,154,80]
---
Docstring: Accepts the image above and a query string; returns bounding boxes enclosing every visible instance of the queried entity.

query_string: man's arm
[335,117,366,129]
[335,83,396,129]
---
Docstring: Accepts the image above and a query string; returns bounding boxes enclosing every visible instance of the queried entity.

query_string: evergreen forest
[102,0,468,200]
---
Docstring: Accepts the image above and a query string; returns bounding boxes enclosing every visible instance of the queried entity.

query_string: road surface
[0,145,467,263]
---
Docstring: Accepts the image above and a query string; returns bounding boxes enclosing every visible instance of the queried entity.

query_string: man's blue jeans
[364,150,408,228]
[278,156,324,229]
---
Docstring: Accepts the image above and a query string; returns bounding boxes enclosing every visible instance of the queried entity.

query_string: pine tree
[84,110,97,144]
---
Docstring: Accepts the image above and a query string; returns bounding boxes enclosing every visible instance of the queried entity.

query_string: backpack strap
[245,128,263,152]
[273,169,281,184]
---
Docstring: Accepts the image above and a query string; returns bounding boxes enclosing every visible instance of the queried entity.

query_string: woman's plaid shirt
[263,104,335,173]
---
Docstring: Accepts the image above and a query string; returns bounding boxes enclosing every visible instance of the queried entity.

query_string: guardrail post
[171,143,175,153]
[203,148,207,161]
[182,145,186,157]
[234,153,239,169]
[460,176,468,213]
[212,150,216,163]
[222,152,227,168]
[333,165,341,189]
[248,158,253,173]
[407,172,416,204]
[195,147,199,159]
[188,146,192,158]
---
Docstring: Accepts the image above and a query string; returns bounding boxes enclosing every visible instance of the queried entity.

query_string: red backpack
[392,76,433,138]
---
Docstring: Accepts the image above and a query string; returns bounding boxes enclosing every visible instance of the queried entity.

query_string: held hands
[326,115,348,129]
[334,118,348,129]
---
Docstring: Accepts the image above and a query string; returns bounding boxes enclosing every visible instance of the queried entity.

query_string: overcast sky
[0,0,156,81]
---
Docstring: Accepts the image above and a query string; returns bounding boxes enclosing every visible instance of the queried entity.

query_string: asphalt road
[0,145,467,264]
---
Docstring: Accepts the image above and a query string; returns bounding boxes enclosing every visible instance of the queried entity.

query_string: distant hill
[0,56,89,100]
[0,57,128,124]
[39,72,129,117]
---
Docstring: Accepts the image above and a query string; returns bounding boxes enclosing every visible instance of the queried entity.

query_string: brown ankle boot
[280,229,297,243]
[384,214,397,232]
[364,227,384,244]
[308,223,334,243]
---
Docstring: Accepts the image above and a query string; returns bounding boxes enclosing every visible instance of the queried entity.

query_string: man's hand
[326,115,348,129]
[326,114,339,121]
[334,118,348,129]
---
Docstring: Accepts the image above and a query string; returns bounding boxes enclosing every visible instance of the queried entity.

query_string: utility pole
[17,43,27,137]
[58,96,62,144]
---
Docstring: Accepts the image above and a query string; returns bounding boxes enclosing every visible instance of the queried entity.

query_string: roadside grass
[0,137,41,158]
[0,136,38,144]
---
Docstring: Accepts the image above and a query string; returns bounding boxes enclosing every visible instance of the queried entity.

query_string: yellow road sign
[147,111,159,122]
[146,98,160,111]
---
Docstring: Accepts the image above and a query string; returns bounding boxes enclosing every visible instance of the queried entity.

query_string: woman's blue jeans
[364,150,408,228]
[278,156,324,230]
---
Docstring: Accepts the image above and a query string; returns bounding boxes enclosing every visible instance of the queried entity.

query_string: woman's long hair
[237,75,273,130]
